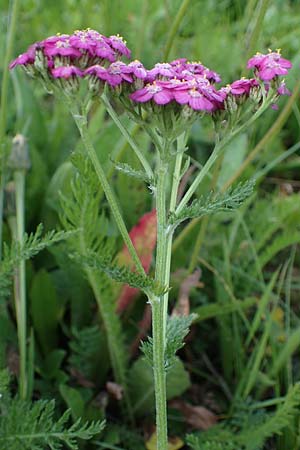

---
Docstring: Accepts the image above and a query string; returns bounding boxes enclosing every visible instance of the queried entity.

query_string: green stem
[169,136,185,212]
[155,157,168,342]
[70,107,145,276]
[163,0,191,60]
[152,155,169,450]
[163,133,186,323]
[152,299,168,450]
[188,153,223,273]
[176,145,220,215]
[14,169,27,400]
[151,135,186,450]
[101,93,153,180]
[0,0,20,260]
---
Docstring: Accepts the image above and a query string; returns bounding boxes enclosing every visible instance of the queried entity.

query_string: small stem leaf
[170,180,255,227]
[78,250,166,296]
[165,314,197,370]
[112,160,154,185]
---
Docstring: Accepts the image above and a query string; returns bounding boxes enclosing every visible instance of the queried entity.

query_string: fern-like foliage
[141,314,197,370]
[113,160,154,185]
[0,369,105,450]
[79,250,165,296]
[60,152,108,253]
[69,325,105,381]
[165,313,197,369]
[60,152,131,396]
[187,383,300,450]
[171,180,254,226]
[0,399,105,450]
[0,224,72,301]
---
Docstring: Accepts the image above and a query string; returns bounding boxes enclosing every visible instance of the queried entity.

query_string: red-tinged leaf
[116,210,157,313]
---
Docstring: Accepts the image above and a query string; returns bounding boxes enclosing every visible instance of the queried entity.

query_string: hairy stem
[14,169,27,399]
[151,135,186,450]
[152,298,168,450]
[152,154,169,450]
[70,106,145,276]
[0,0,20,259]
[176,145,220,215]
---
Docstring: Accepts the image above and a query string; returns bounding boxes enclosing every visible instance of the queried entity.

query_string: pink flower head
[9,43,37,69]
[229,78,258,96]
[170,58,188,67]
[76,29,117,62]
[202,67,222,83]
[247,50,292,81]
[127,60,148,79]
[159,78,190,90]
[105,61,133,86]
[173,86,215,111]
[51,65,83,79]
[69,30,96,52]
[182,76,225,104]
[147,62,176,80]
[43,36,82,59]
[94,42,116,62]
[180,62,221,83]
[107,35,131,58]
[130,81,174,105]
[247,52,267,69]
[84,64,108,81]
[277,80,291,96]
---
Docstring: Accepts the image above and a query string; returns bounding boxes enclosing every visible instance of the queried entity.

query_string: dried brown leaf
[106,381,123,400]
[170,399,218,430]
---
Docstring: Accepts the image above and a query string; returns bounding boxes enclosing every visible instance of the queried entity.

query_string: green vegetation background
[2,0,300,449]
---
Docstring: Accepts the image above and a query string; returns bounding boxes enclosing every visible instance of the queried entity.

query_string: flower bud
[8,134,31,171]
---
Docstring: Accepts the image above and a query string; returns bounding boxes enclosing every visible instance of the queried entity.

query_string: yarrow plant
[10,29,293,450]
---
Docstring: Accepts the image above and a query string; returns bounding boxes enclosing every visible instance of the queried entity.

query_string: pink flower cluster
[9,29,131,79]
[247,51,292,81]
[9,29,293,113]
[129,60,224,111]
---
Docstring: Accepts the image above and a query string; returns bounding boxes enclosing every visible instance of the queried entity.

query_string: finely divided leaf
[0,398,105,450]
[171,180,255,226]
[113,161,154,185]
[0,225,72,301]
[79,250,165,296]
[165,314,197,370]
[141,314,197,370]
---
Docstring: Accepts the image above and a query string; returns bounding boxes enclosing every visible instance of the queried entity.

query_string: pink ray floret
[9,43,37,69]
